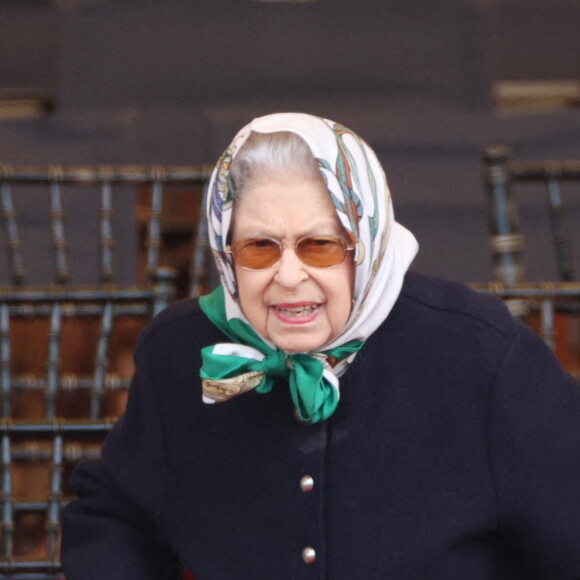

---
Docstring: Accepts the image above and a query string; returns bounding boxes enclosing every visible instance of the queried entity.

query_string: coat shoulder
[399,272,518,339]
[140,297,224,350]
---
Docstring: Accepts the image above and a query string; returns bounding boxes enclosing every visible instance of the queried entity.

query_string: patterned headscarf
[199,113,418,422]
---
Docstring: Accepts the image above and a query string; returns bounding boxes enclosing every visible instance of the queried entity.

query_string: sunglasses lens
[230,236,350,269]
[232,238,281,269]
[297,237,347,267]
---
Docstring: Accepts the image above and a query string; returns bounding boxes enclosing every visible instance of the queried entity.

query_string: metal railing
[471,281,580,382]
[0,164,212,579]
[482,146,580,284]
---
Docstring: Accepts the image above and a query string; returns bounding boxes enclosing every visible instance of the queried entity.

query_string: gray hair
[228,131,322,197]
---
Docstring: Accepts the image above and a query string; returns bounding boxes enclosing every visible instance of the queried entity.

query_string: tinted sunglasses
[225,235,354,270]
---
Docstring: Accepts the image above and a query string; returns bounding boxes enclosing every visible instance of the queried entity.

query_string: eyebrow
[234,220,344,240]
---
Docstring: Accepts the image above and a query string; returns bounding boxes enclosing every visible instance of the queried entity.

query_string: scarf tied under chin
[199,286,363,423]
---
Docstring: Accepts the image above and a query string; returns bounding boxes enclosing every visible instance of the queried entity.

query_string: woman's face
[232,176,354,353]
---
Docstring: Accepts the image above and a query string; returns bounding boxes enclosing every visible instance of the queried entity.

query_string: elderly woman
[62,113,580,579]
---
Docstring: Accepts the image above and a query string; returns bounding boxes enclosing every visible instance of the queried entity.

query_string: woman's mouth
[272,302,320,323]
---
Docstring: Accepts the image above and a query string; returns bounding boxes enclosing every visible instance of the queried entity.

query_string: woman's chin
[269,330,332,354]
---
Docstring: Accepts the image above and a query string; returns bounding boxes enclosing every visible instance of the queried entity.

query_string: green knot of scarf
[261,350,290,381]
[198,286,363,423]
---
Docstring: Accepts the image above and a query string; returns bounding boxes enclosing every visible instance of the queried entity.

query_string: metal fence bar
[146,172,164,280]
[0,165,212,184]
[99,176,115,283]
[0,306,9,418]
[45,304,61,420]
[0,286,156,302]
[510,161,580,180]
[0,562,63,579]
[0,420,115,435]
[90,302,113,419]
[46,434,63,562]
[1,434,14,561]
[482,146,526,285]
[472,281,580,298]
[10,442,100,462]
[540,296,556,351]
[150,268,177,317]
[48,172,70,285]
[0,181,26,285]
[8,376,130,392]
[545,177,575,282]
[190,184,209,298]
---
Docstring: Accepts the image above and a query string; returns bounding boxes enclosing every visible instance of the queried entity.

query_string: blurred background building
[2,0,580,283]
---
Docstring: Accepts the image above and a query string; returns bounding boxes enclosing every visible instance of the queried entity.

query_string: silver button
[300,475,314,493]
[302,546,316,564]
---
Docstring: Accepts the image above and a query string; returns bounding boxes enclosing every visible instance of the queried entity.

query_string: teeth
[277,305,317,317]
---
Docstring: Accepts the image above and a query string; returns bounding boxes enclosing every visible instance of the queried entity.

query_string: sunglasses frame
[225,235,354,270]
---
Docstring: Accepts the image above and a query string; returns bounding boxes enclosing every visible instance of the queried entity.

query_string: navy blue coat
[61,273,580,579]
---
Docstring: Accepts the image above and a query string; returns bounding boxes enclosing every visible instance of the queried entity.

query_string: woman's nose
[273,247,308,288]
